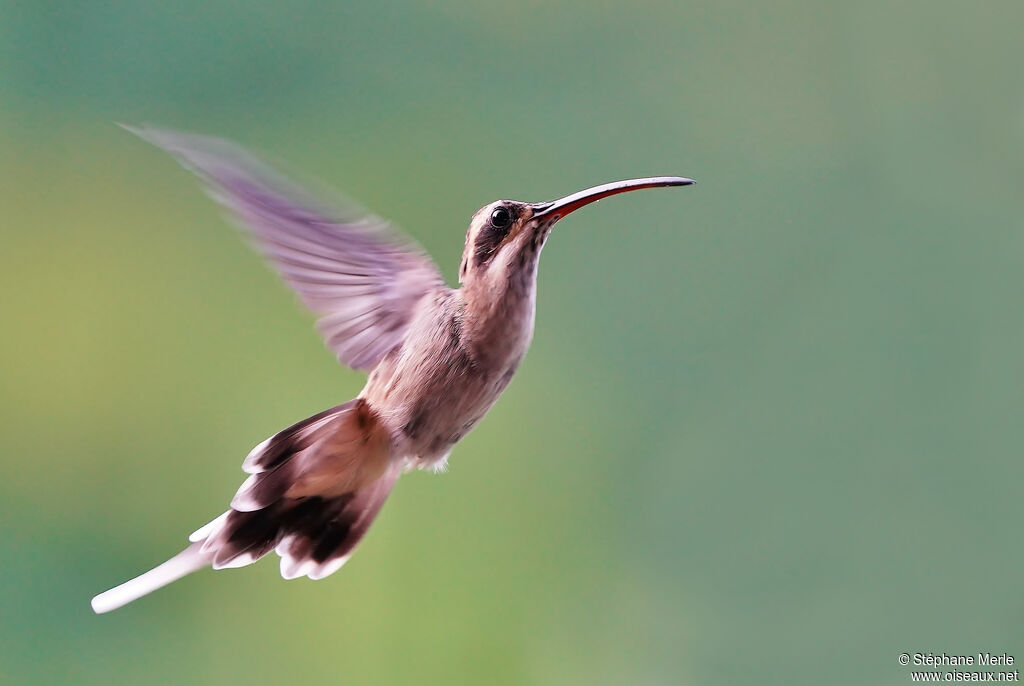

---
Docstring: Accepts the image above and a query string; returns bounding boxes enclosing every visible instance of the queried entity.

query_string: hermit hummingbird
[91,127,694,613]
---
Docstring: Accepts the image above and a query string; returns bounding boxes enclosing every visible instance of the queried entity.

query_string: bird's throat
[460,276,537,373]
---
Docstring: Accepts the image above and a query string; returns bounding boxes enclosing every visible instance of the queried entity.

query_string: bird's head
[458,176,695,289]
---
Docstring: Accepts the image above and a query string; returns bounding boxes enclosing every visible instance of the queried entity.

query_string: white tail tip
[91,542,211,614]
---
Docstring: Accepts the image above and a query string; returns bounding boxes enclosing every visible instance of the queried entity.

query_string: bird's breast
[359,290,534,467]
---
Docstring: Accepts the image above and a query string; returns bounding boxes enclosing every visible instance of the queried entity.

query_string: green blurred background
[2,2,1022,684]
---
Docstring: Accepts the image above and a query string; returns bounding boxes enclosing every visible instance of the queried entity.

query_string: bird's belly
[404,370,517,466]
[362,356,520,468]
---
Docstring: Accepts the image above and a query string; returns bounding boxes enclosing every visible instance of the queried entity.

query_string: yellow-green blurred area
[2,2,1023,684]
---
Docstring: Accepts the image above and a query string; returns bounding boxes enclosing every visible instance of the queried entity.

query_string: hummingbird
[91,127,694,613]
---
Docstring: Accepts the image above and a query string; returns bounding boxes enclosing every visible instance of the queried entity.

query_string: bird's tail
[92,398,399,614]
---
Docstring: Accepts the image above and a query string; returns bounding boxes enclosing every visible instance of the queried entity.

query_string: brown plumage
[91,127,694,613]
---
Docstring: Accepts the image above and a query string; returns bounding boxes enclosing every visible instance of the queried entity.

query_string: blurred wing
[128,126,446,371]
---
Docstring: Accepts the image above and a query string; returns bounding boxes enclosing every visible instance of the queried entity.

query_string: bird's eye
[490,206,512,230]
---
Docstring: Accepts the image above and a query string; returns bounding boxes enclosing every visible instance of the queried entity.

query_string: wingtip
[115,121,149,140]
[115,123,199,154]
[116,123,177,153]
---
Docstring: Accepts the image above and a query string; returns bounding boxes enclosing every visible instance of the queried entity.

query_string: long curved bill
[531,176,695,220]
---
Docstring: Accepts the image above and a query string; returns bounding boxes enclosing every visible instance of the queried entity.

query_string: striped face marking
[459,201,536,281]
[473,204,516,266]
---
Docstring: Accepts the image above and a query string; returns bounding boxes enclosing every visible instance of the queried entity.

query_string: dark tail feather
[201,461,400,579]
[208,396,397,578]
[239,403,350,476]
